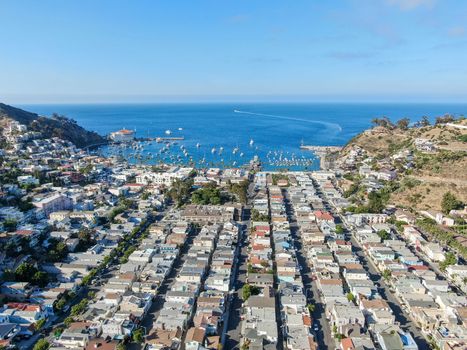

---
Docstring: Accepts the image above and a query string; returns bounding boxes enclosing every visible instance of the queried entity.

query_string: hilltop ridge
[0,103,106,148]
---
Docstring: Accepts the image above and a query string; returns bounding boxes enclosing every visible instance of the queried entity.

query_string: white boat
[249,139,254,146]
[211,147,216,154]
[165,130,172,135]
[178,127,183,131]
[240,152,244,157]
[232,147,239,154]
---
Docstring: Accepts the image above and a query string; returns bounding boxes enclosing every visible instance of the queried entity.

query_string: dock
[155,137,185,142]
[300,145,342,170]
[133,136,185,142]
[299,145,342,152]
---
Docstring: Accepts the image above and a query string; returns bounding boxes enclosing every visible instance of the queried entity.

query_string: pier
[155,136,185,142]
[132,136,185,142]
[300,145,342,170]
[299,145,342,152]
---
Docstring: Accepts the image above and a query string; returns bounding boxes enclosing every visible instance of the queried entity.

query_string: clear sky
[1,0,466,103]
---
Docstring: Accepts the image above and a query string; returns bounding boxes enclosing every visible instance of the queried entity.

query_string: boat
[211,147,216,154]
[249,139,254,146]
[196,143,201,148]
[178,127,183,131]
[165,130,172,135]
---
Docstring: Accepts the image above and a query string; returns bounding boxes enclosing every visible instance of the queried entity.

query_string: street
[283,190,335,350]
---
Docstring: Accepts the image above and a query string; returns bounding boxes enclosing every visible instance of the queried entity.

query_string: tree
[242,284,260,301]
[53,327,64,339]
[117,343,126,350]
[335,224,344,234]
[251,209,269,222]
[230,179,249,204]
[167,178,194,207]
[32,271,49,288]
[132,328,144,343]
[33,339,50,350]
[15,262,38,282]
[441,192,463,215]
[54,298,67,312]
[377,230,390,241]
[440,252,457,271]
[367,191,385,213]
[70,299,88,316]
[191,182,225,205]
[347,292,355,303]
[64,316,74,327]
[371,117,394,129]
[3,218,17,232]
[77,228,96,250]
[419,116,431,127]
[35,318,46,331]
[382,269,392,281]
[307,303,315,314]
[396,118,410,130]
[47,239,69,262]
[435,114,455,125]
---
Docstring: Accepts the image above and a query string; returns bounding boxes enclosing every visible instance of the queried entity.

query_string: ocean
[21,103,467,170]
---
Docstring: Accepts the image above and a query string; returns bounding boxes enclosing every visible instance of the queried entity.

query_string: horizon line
[10,100,467,106]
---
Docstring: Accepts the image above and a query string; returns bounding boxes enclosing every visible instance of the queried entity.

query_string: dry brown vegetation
[341,122,467,211]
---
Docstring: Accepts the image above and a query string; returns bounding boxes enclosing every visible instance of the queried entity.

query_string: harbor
[100,128,319,170]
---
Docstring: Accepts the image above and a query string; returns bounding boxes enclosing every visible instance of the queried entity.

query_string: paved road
[224,222,249,349]
[349,235,430,350]
[224,186,255,349]
[283,189,335,350]
[140,225,198,332]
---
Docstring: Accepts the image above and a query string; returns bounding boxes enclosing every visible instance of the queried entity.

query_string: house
[241,296,278,344]
[33,194,73,217]
[0,323,21,345]
[421,242,445,262]
[330,303,365,337]
[146,328,182,350]
[184,327,206,350]
[376,329,418,350]
[0,282,31,301]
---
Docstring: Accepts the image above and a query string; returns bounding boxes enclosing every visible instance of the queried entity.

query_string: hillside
[338,119,467,211]
[0,103,106,148]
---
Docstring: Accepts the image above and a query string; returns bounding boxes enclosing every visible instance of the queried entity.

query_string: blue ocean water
[21,103,467,170]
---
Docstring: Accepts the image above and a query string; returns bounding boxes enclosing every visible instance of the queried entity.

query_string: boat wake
[233,110,342,132]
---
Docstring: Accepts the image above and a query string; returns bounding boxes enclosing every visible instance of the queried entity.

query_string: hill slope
[0,103,106,148]
[338,121,467,211]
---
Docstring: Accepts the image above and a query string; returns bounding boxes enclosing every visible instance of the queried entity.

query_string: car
[313,324,319,331]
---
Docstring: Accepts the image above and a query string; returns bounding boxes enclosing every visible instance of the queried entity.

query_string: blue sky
[1,0,466,103]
